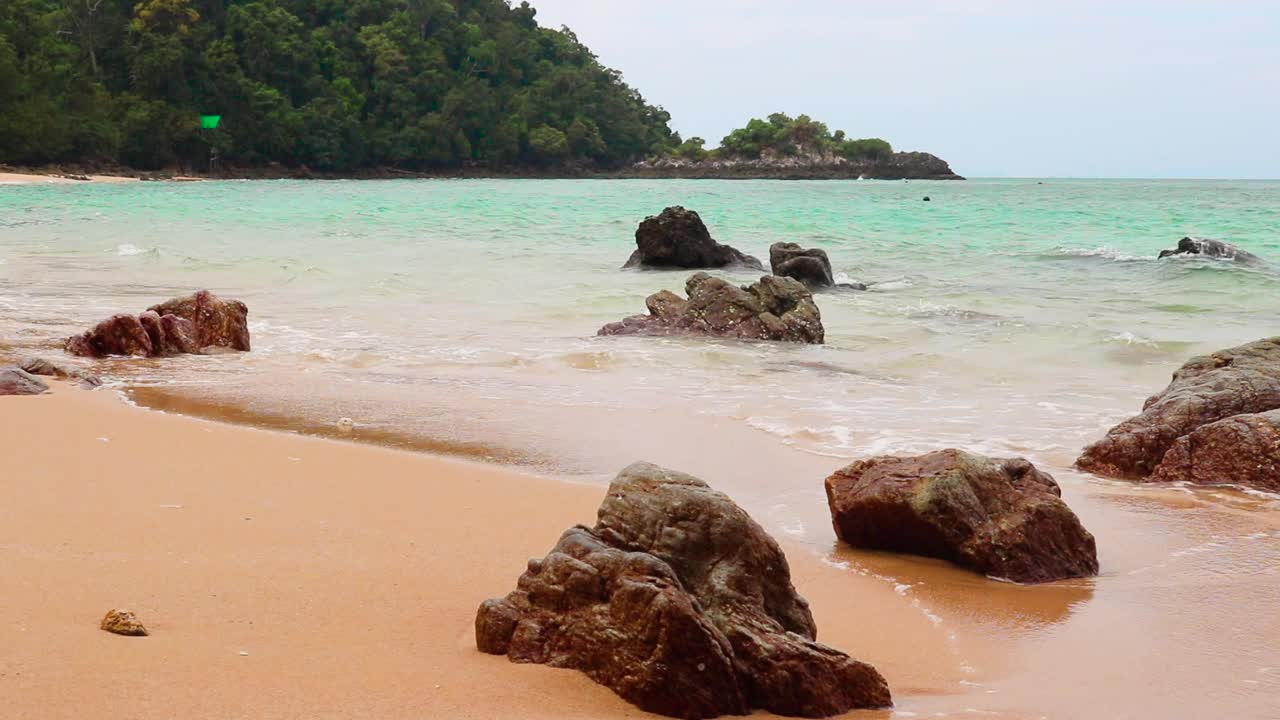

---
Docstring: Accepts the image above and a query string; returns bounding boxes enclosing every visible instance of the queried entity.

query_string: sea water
[2,178,1279,717]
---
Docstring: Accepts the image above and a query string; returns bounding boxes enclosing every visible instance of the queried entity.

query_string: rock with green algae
[825,449,1098,584]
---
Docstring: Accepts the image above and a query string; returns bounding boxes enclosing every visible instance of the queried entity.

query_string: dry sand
[0,172,138,185]
[0,385,967,719]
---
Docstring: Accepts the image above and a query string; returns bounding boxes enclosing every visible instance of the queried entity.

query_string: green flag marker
[200,115,222,130]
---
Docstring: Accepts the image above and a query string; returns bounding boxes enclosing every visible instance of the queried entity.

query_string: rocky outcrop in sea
[65,290,250,358]
[599,272,825,344]
[620,150,963,181]
[624,206,763,270]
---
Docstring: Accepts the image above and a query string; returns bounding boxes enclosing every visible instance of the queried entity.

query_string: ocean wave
[1044,246,1150,262]
[115,243,150,256]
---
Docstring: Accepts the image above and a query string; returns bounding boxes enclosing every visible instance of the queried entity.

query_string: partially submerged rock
[599,273,824,344]
[1158,236,1264,265]
[825,449,1099,583]
[0,368,49,396]
[101,609,148,636]
[477,462,890,719]
[65,290,250,358]
[1149,410,1280,492]
[624,206,764,270]
[1077,337,1280,481]
[18,356,102,388]
[770,242,835,288]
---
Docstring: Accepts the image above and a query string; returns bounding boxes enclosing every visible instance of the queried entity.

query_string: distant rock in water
[476,462,892,718]
[624,206,764,270]
[1157,237,1263,265]
[599,273,824,344]
[623,151,963,181]
[825,449,1099,584]
[66,290,250,358]
[770,242,835,288]
[1077,337,1280,492]
[0,367,49,396]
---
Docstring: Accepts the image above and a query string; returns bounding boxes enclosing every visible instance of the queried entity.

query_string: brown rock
[1149,410,1280,492]
[599,273,824,344]
[477,462,890,719]
[100,609,148,636]
[826,450,1099,584]
[770,242,836,288]
[1077,337,1280,480]
[65,290,250,358]
[0,368,49,396]
[65,314,153,358]
[18,357,102,388]
[624,207,764,271]
[148,290,251,352]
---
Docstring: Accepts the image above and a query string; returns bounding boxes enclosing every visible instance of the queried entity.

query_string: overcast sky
[529,0,1280,178]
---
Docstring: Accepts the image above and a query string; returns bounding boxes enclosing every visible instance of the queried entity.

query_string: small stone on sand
[100,609,148,636]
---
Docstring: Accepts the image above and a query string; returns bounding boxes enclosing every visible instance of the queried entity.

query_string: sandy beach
[1,384,975,720]
[0,172,139,185]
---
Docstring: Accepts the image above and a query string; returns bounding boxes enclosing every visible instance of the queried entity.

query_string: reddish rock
[599,273,824,344]
[477,462,890,719]
[624,206,764,271]
[65,314,153,358]
[825,450,1099,584]
[65,290,250,358]
[1077,337,1280,480]
[0,368,49,396]
[148,290,251,352]
[1149,410,1280,492]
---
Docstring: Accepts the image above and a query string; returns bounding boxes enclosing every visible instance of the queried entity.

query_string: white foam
[116,243,147,256]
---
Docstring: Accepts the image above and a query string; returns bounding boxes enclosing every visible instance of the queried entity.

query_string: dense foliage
[697,113,892,162]
[0,0,677,170]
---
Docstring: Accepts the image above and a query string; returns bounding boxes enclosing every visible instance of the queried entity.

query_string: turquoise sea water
[3,178,1279,717]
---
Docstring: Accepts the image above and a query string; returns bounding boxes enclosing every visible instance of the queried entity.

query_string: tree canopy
[716,113,892,162]
[0,0,678,171]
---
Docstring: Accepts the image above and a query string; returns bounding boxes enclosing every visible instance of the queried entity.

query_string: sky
[528,0,1280,178]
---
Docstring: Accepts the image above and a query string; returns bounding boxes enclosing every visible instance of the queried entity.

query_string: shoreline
[1,383,976,719]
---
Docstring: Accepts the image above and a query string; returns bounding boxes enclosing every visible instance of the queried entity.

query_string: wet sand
[1,386,976,719]
[0,172,139,185]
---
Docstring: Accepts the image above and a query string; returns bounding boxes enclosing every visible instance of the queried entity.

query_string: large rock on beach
[825,449,1099,584]
[624,206,764,270]
[476,462,891,719]
[0,367,49,396]
[770,242,835,288]
[1077,337,1280,483]
[599,273,824,344]
[65,290,250,358]
[1158,236,1264,266]
[1149,410,1280,492]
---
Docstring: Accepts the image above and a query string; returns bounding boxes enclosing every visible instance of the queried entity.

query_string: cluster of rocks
[65,290,250,358]
[477,462,891,719]
[598,272,825,344]
[1158,236,1263,266]
[1077,336,1280,493]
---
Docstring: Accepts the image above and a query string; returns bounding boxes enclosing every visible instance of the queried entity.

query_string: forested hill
[0,0,678,172]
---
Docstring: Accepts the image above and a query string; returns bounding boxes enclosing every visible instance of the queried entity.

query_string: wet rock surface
[770,242,835,288]
[826,449,1099,583]
[0,368,49,396]
[65,290,250,358]
[1077,337,1280,485]
[1149,410,1280,492]
[1158,236,1264,265]
[477,462,891,719]
[18,356,102,387]
[599,273,824,344]
[624,207,763,270]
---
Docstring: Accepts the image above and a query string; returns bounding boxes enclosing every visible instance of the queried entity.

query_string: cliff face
[619,149,964,180]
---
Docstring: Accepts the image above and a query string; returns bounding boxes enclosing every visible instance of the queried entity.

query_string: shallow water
[3,178,1279,717]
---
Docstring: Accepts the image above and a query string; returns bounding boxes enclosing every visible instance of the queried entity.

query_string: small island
[620,113,963,180]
